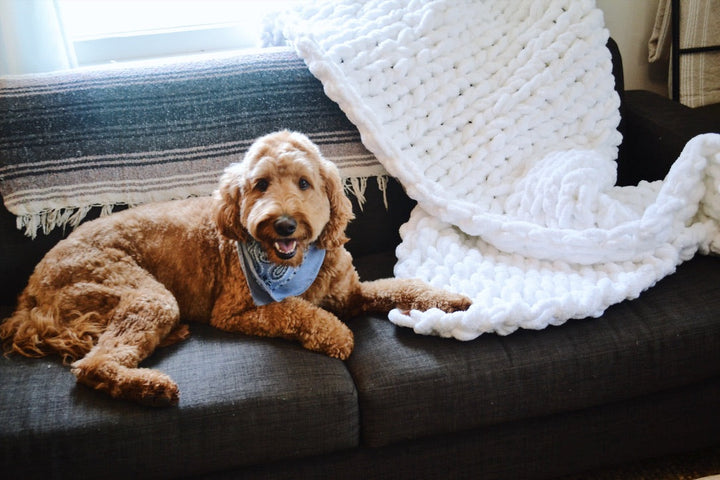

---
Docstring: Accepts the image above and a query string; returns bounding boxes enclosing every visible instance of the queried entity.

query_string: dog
[0,131,471,406]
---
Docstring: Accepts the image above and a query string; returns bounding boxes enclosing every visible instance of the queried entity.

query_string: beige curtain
[648,0,720,107]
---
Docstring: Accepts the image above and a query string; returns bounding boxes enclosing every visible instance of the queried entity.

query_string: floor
[556,446,720,480]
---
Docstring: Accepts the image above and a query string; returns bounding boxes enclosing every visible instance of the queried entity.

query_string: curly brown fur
[1,130,471,406]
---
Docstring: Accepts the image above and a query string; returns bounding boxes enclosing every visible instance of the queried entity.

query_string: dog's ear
[316,159,354,250]
[213,163,250,242]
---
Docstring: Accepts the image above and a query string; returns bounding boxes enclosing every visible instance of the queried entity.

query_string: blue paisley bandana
[237,238,326,306]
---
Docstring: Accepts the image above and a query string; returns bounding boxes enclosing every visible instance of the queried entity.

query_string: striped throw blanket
[0,47,386,237]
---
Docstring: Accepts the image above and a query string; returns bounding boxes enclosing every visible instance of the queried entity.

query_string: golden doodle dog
[1,130,471,406]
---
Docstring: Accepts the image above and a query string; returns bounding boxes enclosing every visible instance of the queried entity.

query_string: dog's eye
[254,179,269,192]
[298,178,311,190]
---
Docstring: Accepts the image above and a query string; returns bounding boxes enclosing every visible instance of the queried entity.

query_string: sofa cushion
[0,320,358,479]
[346,255,720,447]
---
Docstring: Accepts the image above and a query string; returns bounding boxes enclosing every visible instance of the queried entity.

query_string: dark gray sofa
[1,39,719,480]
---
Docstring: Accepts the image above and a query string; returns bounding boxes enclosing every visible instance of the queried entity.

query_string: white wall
[596,0,668,96]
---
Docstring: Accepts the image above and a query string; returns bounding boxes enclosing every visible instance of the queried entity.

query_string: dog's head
[213,130,354,266]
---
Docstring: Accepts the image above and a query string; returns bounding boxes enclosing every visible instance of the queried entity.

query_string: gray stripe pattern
[0,47,385,236]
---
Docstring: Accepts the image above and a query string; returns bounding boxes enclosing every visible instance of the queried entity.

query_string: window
[57,0,302,66]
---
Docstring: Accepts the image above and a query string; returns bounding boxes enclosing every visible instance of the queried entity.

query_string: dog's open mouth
[273,239,298,259]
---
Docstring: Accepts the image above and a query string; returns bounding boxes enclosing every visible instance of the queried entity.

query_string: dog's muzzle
[273,215,298,259]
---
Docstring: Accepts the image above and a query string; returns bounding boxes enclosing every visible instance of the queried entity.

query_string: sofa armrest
[617,90,720,186]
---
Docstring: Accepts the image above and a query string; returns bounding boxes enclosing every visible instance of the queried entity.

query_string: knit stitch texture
[275,0,720,338]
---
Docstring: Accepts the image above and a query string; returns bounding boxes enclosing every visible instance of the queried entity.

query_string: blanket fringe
[17,204,120,239]
[343,175,388,210]
[15,175,389,238]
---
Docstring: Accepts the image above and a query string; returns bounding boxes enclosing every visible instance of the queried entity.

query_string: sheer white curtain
[0,0,76,75]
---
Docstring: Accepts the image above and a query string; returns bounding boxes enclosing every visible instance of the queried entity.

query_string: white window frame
[56,0,300,67]
[71,25,259,65]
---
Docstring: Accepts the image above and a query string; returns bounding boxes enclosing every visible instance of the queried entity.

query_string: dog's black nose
[274,216,297,236]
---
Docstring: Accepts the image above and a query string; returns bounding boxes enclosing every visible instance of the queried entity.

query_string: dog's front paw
[301,317,354,361]
[399,279,472,313]
[437,292,472,312]
[322,325,354,360]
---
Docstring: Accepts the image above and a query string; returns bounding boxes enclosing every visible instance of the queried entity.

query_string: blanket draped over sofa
[0,48,387,237]
[273,0,720,338]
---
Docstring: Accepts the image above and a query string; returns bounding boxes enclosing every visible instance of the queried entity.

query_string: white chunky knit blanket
[275,0,720,339]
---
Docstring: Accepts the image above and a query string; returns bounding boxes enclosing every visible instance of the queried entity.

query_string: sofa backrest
[0,40,625,306]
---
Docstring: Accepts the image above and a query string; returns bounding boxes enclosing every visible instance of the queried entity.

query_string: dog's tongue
[275,239,297,254]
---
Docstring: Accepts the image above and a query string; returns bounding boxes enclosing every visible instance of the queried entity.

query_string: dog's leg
[210,297,354,360]
[348,278,472,315]
[70,281,182,406]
